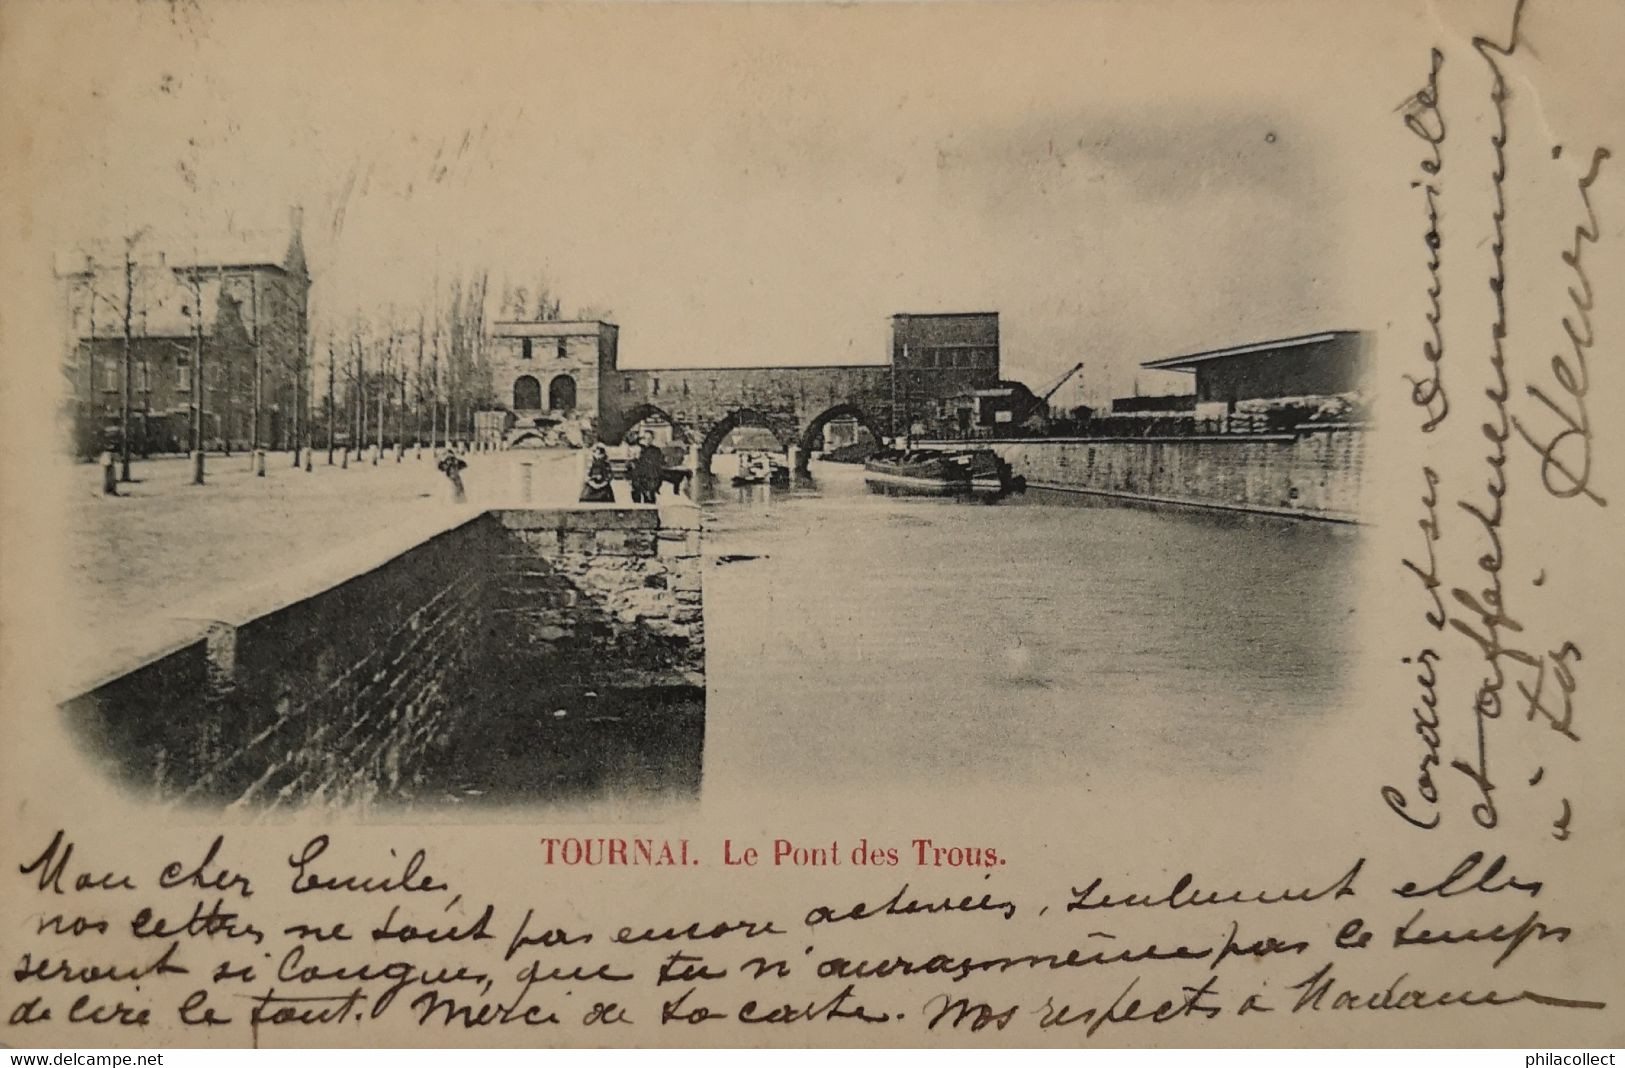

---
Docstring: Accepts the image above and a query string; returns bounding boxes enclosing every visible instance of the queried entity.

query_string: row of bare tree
[310,272,571,460]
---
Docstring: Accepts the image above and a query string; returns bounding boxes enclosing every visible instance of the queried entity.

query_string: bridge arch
[608,403,691,445]
[797,402,886,471]
[698,408,793,470]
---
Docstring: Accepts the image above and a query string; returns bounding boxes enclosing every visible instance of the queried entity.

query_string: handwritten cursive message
[1387,0,1611,840]
[3,831,1608,1044]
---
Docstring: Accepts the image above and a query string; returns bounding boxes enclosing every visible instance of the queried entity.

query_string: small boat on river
[862,448,1023,498]
[731,451,790,487]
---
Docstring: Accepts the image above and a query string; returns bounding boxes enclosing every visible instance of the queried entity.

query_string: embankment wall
[937,430,1366,522]
[60,505,705,806]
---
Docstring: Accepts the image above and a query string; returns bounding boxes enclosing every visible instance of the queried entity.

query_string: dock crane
[1016,361,1085,426]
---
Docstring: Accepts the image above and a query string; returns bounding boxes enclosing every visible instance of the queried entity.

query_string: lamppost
[180,280,206,485]
[121,242,134,481]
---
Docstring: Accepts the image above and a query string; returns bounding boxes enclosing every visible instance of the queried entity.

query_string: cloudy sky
[8,0,1413,407]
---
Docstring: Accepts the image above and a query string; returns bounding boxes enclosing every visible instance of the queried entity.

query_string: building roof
[891,311,999,319]
[54,228,301,279]
[1139,330,1357,372]
[490,320,616,338]
[65,264,267,339]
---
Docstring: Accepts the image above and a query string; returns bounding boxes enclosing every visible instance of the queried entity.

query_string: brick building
[57,211,310,456]
[890,312,1000,416]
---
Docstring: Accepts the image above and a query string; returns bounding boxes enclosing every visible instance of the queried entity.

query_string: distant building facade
[819,415,865,450]
[58,211,310,456]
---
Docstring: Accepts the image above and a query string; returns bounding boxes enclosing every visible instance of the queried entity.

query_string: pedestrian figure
[438,448,468,503]
[580,444,616,503]
[631,432,666,504]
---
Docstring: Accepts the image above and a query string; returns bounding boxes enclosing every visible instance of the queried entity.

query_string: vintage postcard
[0,0,1621,1050]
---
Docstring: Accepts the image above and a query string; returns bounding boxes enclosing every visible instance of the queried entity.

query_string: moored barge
[862,448,1023,498]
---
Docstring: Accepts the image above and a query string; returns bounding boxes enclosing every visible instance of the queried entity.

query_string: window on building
[521,339,533,360]
[513,374,542,410]
[177,361,191,390]
[623,378,633,394]
[682,381,690,397]
[138,362,150,392]
[102,363,118,391]
[548,374,576,413]
[553,339,566,359]
[652,377,661,396]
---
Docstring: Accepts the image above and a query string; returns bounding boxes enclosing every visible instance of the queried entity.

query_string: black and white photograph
[41,2,1375,812]
[1,0,1620,1052]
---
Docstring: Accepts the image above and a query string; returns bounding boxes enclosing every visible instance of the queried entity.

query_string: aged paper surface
[0,0,1621,1049]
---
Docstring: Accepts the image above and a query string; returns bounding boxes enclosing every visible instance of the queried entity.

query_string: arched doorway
[513,374,542,410]
[548,374,577,413]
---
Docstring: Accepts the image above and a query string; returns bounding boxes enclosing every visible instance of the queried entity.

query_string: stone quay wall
[486,508,704,693]
[59,504,705,808]
[961,428,1365,523]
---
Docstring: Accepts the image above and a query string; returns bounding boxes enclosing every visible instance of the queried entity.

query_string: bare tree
[119,233,143,481]
[353,329,365,463]
[414,314,425,456]
[326,336,337,465]
[374,328,395,463]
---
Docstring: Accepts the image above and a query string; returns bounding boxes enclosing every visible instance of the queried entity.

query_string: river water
[698,460,1362,796]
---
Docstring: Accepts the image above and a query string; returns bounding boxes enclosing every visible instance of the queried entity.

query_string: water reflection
[694,467,820,509]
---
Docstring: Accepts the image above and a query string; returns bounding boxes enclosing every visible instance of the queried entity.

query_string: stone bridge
[488,315,1002,467]
[600,365,904,470]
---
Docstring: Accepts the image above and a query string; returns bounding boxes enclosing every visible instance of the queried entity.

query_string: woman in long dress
[580,444,616,503]
[437,448,468,503]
